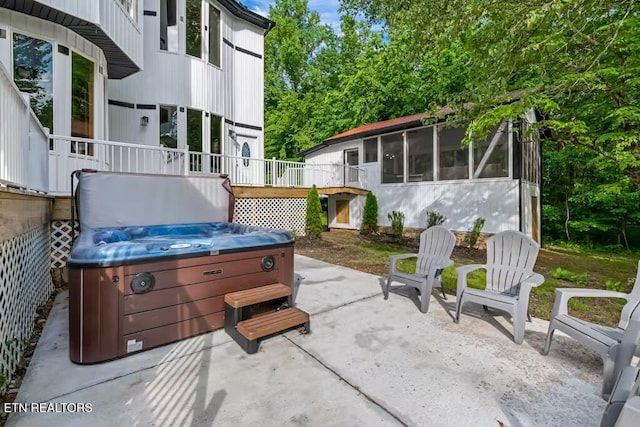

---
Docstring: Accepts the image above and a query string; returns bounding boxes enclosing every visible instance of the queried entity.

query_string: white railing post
[183,146,190,175]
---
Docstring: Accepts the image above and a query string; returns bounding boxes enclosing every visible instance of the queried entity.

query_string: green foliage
[305,185,323,239]
[361,191,379,235]
[469,217,486,249]
[344,0,640,247]
[387,211,405,238]
[552,268,587,286]
[264,0,470,160]
[426,211,446,228]
[605,280,625,293]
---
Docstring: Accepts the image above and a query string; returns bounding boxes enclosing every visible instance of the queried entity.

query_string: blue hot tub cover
[68,222,294,267]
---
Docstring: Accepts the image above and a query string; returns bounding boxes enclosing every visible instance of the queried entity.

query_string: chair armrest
[551,288,630,318]
[388,253,417,274]
[521,273,545,289]
[456,264,486,297]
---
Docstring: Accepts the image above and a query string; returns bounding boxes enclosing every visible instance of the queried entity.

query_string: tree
[305,185,323,239]
[360,191,379,234]
[344,0,640,188]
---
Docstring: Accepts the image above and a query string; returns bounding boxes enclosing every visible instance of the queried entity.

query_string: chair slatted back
[485,231,540,296]
[416,226,456,276]
[620,261,640,330]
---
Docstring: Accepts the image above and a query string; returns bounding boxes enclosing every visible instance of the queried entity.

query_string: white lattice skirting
[234,198,307,236]
[0,224,53,391]
[51,220,78,268]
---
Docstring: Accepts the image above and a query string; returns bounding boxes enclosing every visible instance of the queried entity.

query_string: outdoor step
[224,283,291,308]
[236,307,309,341]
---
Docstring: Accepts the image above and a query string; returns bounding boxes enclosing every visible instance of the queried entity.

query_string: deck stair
[224,283,310,354]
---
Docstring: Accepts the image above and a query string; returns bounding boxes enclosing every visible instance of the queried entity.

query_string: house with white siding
[301,109,542,242]
[0,0,273,193]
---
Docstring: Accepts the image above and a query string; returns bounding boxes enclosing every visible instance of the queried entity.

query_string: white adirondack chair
[385,226,456,313]
[455,230,544,344]
[543,261,640,399]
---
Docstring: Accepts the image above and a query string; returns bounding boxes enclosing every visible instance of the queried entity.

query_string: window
[363,137,377,163]
[407,128,433,182]
[71,52,94,156]
[160,0,178,52]
[13,33,54,144]
[118,0,138,23]
[210,114,222,172]
[473,122,509,178]
[438,127,468,180]
[187,109,202,171]
[381,133,404,183]
[209,5,221,66]
[159,105,178,149]
[186,0,202,58]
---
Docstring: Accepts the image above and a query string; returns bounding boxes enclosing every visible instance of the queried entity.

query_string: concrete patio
[8,255,607,426]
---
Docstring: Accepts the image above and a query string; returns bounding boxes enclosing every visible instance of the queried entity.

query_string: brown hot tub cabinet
[67,171,306,363]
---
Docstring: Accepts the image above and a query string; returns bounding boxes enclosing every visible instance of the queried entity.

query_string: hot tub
[68,172,295,364]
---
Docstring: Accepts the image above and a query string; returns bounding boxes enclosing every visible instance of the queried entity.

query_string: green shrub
[305,185,323,239]
[387,211,405,239]
[361,191,379,235]
[552,267,587,285]
[426,211,446,228]
[469,217,486,249]
[605,280,625,293]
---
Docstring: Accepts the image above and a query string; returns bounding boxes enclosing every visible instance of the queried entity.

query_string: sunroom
[302,111,541,241]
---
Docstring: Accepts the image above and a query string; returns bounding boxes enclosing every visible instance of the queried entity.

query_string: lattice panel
[0,224,53,392]
[50,220,79,268]
[234,198,307,236]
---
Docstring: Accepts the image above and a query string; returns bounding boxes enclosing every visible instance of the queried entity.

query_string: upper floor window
[209,5,221,67]
[118,0,138,23]
[186,0,202,58]
[160,0,178,52]
[13,33,54,134]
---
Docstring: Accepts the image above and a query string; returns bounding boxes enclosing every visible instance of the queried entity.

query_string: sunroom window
[473,122,509,178]
[407,128,433,182]
[364,137,378,163]
[381,133,404,183]
[438,127,468,180]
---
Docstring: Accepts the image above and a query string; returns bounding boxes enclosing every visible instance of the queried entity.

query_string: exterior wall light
[140,116,149,126]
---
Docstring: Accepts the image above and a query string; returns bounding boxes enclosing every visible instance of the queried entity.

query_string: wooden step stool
[224,283,310,354]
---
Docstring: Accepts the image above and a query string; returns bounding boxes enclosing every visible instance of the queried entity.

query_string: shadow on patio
[7,255,606,426]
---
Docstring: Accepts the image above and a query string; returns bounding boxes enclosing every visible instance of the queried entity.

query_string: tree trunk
[564,196,571,241]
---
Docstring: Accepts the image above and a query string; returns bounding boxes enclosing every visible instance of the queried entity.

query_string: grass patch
[552,268,587,285]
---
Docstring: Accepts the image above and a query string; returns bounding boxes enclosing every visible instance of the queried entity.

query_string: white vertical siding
[233,51,263,126]
[308,139,522,234]
[33,0,143,69]
[108,0,266,155]
[98,0,144,69]
[0,10,109,140]
[520,182,541,241]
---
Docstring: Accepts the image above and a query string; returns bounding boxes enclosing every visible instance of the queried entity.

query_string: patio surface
[8,255,607,426]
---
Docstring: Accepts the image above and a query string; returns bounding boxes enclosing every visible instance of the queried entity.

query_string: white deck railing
[0,63,49,193]
[48,135,365,195]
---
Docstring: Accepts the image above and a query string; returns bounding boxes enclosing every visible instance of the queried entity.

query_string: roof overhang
[218,0,275,34]
[1,0,140,79]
